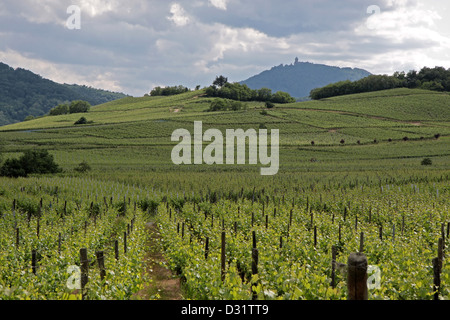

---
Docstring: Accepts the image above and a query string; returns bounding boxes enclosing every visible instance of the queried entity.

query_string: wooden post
[32,250,37,275]
[331,245,337,288]
[221,231,226,282]
[36,218,40,239]
[205,237,209,260]
[16,228,19,248]
[433,257,441,300]
[123,231,127,254]
[58,232,62,254]
[96,251,106,283]
[80,248,89,300]
[359,232,364,253]
[252,231,259,300]
[347,252,368,300]
[338,224,342,243]
[114,240,119,260]
[314,226,317,248]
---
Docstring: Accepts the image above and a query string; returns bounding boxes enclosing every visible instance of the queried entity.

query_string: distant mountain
[240,59,372,100]
[0,62,128,126]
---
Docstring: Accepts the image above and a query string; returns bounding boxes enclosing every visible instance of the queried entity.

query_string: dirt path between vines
[135,222,183,300]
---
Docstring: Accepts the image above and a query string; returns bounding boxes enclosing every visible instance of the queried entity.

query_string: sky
[0,0,449,96]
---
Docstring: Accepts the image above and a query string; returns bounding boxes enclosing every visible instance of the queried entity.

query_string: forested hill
[240,59,371,99]
[0,62,127,126]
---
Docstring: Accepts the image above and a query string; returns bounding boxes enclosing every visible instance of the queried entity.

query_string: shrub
[49,104,69,116]
[0,150,61,178]
[74,160,91,173]
[74,117,88,125]
[69,100,91,114]
[421,158,432,166]
[265,101,275,109]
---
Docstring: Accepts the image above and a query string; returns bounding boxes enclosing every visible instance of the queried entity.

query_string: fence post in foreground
[347,252,368,300]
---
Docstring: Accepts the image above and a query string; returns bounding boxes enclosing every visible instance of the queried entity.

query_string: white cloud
[167,3,190,26]
[1,0,449,97]
[209,0,227,10]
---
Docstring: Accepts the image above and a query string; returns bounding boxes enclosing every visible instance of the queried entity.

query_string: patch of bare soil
[135,222,183,300]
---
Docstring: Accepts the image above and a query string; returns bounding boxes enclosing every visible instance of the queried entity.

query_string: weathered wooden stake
[96,251,106,283]
[123,231,127,254]
[331,245,337,288]
[114,240,119,260]
[205,237,209,260]
[32,250,37,275]
[80,248,89,300]
[15,228,19,247]
[314,226,317,248]
[347,252,368,300]
[359,232,364,253]
[58,232,62,254]
[221,231,226,282]
[251,231,259,300]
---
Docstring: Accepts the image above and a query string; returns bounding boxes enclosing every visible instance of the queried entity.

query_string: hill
[0,87,448,180]
[0,62,128,126]
[240,59,371,100]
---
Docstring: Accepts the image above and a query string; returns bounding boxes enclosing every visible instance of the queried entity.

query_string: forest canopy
[310,66,450,100]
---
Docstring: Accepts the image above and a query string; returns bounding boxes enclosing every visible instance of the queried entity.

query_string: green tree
[213,75,228,88]
[0,149,61,178]
[74,116,88,125]
[74,160,91,173]
[69,100,91,114]
[49,103,69,115]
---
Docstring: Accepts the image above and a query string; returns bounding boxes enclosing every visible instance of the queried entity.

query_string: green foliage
[69,100,90,114]
[207,99,247,112]
[0,150,61,178]
[138,198,160,216]
[213,75,228,88]
[150,85,190,96]
[74,117,88,125]
[0,62,126,125]
[206,81,295,104]
[74,160,91,173]
[49,104,69,116]
[310,66,450,99]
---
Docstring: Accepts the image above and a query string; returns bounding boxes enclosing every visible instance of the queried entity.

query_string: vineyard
[154,177,449,300]
[0,177,154,300]
[0,88,449,300]
[1,172,448,300]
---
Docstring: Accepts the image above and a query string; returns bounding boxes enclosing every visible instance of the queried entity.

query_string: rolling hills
[0,62,128,126]
[0,87,448,186]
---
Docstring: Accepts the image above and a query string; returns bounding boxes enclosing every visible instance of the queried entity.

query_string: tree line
[310,66,450,100]
[0,62,126,125]
[206,76,296,104]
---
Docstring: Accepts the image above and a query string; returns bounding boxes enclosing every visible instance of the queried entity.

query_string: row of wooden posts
[29,223,133,300]
[176,215,447,300]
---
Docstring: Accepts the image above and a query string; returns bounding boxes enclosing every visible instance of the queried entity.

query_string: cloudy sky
[1,0,449,96]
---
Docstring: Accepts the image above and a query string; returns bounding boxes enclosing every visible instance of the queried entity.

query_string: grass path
[136,222,183,300]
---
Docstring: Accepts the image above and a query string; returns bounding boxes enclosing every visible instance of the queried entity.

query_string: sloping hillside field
[0,88,449,300]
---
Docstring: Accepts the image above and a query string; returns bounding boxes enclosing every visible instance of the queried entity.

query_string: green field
[0,88,449,300]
